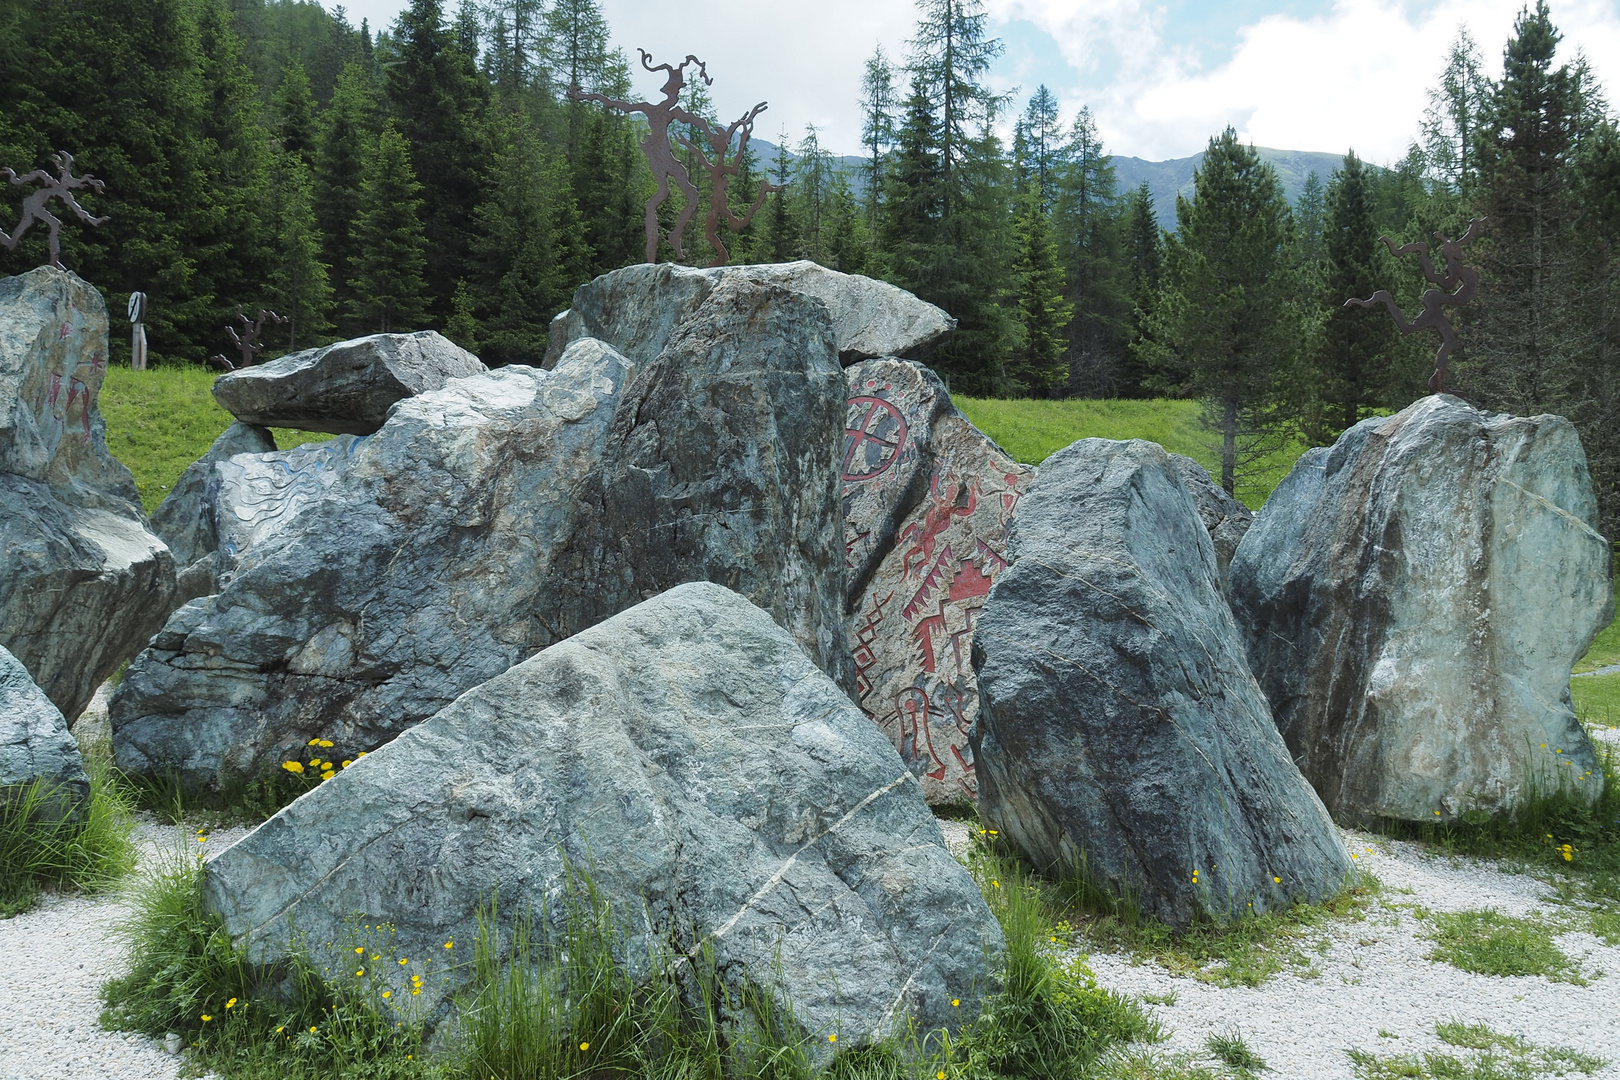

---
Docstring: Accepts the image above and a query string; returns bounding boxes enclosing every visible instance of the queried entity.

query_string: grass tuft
[1204,1029,1267,1073]
[1417,907,1589,983]
[1347,1019,1606,1079]
[0,749,137,916]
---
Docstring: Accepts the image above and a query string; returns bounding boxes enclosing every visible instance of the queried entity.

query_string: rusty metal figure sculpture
[569,50,713,264]
[1345,218,1485,393]
[209,305,288,372]
[677,101,785,267]
[0,151,109,271]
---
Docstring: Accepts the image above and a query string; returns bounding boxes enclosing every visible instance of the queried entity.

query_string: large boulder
[0,644,89,821]
[110,342,633,787]
[544,261,955,370]
[149,421,277,601]
[203,583,1002,1053]
[211,331,485,435]
[1228,395,1614,823]
[1170,454,1253,596]
[211,435,363,575]
[842,358,1034,806]
[541,277,854,694]
[971,438,1351,929]
[0,268,176,721]
[113,281,855,787]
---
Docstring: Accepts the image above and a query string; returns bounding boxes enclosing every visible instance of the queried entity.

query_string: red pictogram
[843,396,908,482]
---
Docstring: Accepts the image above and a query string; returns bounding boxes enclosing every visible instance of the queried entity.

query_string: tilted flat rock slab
[211,331,486,435]
[0,269,176,721]
[149,421,276,602]
[545,260,955,370]
[1229,395,1614,823]
[842,359,1033,806]
[971,438,1351,929]
[0,644,88,820]
[202,583,1002,1051]
[540,277,855,696]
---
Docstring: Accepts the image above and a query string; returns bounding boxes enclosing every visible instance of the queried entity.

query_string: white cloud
[990,0,1620,163]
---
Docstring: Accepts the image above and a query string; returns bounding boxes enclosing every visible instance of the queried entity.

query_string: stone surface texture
[842,359,1033,806]
[149,421,276,601]
[113,281,854,786]
[0,269,176,721]
[211,435,363,575]
[1170,454,1254,595]
[202,583,1002,1053]
[0,644,89,819]
[971,438,1351,929]
[545,260,955,369]
[541,277,854,695]
[1228,394,1614,823]
[210,331,485,435]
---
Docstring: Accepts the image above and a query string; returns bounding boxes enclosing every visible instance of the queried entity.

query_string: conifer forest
[0,0,1616,536]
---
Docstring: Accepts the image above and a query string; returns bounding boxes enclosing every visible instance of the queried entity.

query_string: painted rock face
[842,359,1033,807]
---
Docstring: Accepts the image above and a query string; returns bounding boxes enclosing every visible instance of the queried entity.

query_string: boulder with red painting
[842,358,1034,807]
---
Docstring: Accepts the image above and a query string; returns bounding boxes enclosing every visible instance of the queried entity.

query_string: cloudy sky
[327,0,1620,164]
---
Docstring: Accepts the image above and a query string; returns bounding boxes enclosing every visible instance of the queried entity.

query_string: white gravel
[1086,830,1620,1078]
[4,728,1617,1078]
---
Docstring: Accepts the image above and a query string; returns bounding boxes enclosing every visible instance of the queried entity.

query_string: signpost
[128,291,148,371]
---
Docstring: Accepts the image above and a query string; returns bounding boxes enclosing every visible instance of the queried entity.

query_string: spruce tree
[793,126,835,263]
[1136,127,1301,495]
[1007,189,1071,395]
[386,0,490,320]
[1307,151,1398,442]
[1017,85,1064,210]
[1293,171,1326,268]
[764,134,796,263]
[314,61,378,338]
[266,151,333,352]
[1055,107,1130,395]
[822,174,869,274]
[1120,182,1165,394]
[274,60,318,167]
[350,121,430,333]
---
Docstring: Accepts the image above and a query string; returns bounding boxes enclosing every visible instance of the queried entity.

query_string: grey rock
[1229,395,1614,823]
[1169,454,1254,596]
[211,331,486,435]
[971,438,1351,929]
[543,276,855,696]
[110,343,631,788]
[843,358,1034,806]
[202,582,1002,1054]
[545,261,955,369]
[149,422,276,592]
[0,644,89,820]
[0,269,177,721]
[113,282,853,787]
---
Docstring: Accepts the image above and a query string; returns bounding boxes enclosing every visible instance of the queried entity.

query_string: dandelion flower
[399,958,409,965]
[939,1073,947,1080]
[225,998,237,1009]
[356,969,365,977]
[196,835,207,843]
[1273,876,1281,883]
[356,947,365,954]
[951,999,960,1008]
[581,1042,590,1052]
[310,1026,319,1034]
[444,941,454,949]
[308,738,321,746]
[411,988,421,996]
[201,1014,212,1022]
[829,1034,837,1043]
[343,760,353,768]
[991,881,1000,889]
[282,761,305,774]
[382,991,391,999]
[318,739,334,747]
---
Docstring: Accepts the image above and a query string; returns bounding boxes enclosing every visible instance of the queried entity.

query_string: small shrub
[0,749,136,916]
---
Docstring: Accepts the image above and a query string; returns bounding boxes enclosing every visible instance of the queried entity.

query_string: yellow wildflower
[225,998,237,1009]
[829,1034,837,1043]
[382,990,391,999]
[444,941,454,949]
[308,738,321,746]
[951,999,960,1007]
[282,761,305,774]
[318,739,334,747]
[201,1014,212,1022]
[580,1042,590,1052]
[1273,876,1281,883]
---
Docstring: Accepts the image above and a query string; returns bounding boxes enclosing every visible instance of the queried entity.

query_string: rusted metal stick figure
[568,50,713,263]
[0,151,109,271]
[209,305,288,372]
[677,102,784,267]
[1345,218,1485,394]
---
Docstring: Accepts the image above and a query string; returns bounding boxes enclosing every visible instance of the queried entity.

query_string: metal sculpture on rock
[1345,218,1485,394]
[568,51,781,267]
[209,305,288,372]
[0,151,109,271]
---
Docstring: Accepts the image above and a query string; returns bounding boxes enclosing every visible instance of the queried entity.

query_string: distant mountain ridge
[750,140,1352,231]
[1112,148,1352,229]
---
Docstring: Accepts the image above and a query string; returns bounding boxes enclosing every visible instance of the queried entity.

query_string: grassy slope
[100,366,332,514]
[955,396,1305,510]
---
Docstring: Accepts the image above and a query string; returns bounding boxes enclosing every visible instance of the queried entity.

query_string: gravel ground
[1086,831,1620,1079]
[2,730,1616,1079]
